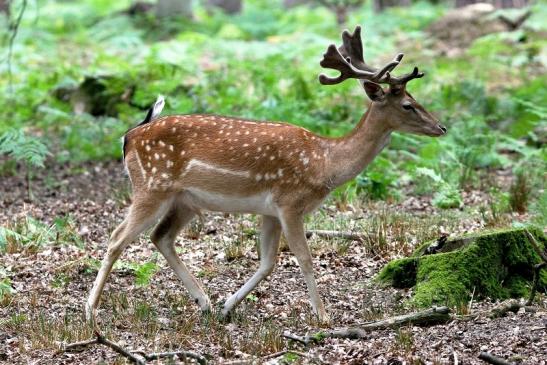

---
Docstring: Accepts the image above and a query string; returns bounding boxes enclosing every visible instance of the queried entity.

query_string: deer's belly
[181,188,278,216]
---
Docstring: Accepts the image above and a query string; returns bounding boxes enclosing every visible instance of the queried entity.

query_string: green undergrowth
[0,0,545,212]
[376,227,547,308]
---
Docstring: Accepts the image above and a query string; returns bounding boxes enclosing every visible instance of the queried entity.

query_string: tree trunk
[156,0,193,18]
[207,0,242,14]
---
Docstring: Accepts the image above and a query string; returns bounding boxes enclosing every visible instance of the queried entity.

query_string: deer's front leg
[279,210,330,325]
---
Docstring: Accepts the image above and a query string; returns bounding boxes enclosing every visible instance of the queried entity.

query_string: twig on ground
[478,351,514,365]
[62,331,144,364]
[306,230,364,242]
[62,337,98,350]
[282,331,316,345]
[61,331,206,365]
[284,306,450,343]
[468,286,476,314]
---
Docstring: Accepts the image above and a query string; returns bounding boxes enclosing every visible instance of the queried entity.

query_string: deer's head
[319,26,447,137]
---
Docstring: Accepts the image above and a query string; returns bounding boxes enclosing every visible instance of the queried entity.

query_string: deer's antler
[384,66,424,92]
[319,25,423,90]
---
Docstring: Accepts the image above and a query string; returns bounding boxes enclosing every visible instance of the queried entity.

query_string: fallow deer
[86,26,446,325]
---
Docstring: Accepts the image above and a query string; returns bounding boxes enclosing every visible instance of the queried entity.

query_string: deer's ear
[362,81,385,101]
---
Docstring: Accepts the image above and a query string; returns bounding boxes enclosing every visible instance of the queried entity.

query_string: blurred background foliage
[0,0,545,219]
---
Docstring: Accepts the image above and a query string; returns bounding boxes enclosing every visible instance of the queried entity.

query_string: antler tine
[385,66,425,86]
[339,26,372,72]
[374,53,404,82]
[318,44,376,85]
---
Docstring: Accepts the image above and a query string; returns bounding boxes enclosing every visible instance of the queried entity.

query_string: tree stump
[376,228,547,307]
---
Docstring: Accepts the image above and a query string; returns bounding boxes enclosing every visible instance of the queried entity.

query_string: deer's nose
[437,124,447,134]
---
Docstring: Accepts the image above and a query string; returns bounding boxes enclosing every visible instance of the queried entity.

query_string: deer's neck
[326,106,392,189]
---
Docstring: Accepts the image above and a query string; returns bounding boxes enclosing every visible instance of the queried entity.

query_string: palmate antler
[319,26,424,90]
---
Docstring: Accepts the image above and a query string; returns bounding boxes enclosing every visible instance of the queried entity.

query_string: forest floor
[0,161,546,364]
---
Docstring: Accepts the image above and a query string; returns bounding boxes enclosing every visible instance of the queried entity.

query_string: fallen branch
[306,230,363,242]
[63,331,145,364]
[453,299,538,322]
[61,331,206,365]
[488,299,524,319]
[478,351,514,365]
[284,306,450,344]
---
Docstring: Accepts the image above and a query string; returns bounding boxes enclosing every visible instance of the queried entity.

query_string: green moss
[376,257,418,288]
[376,227,547,308]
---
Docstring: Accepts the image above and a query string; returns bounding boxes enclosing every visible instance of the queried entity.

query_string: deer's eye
[402,102,414,111]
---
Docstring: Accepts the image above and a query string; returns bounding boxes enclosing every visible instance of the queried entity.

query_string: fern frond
[0,129,49,168]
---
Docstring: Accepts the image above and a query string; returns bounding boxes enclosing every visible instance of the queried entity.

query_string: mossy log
[376,228,547,308]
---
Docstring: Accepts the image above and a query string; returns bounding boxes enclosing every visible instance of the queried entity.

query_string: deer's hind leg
[86,196,172,324]
[150,201,211,312]
[221,215,281,318]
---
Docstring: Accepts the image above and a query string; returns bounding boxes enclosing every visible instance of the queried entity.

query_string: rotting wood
[478,351,515,365]
[524,229,547,306]
[527,262,547,305]
[283,306,451,344]
[61,331,207,365]
[524,229,547,263]
[378,228,547,308]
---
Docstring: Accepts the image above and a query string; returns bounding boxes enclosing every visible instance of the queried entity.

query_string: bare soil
[1,161,546,364]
